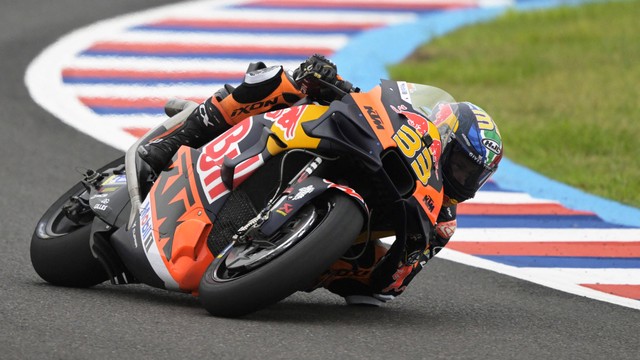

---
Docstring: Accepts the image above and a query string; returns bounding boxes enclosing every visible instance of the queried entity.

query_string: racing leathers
[322,203,457,305]
[138,54,458,305]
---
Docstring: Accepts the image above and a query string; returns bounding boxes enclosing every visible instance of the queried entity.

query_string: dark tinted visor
[446,142,495,195]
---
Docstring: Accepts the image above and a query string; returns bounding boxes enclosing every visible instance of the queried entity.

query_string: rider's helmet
[432,102,503,204]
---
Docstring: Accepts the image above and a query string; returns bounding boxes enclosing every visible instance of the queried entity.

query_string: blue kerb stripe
[478,181,516,192]
[457,214,630,228]
[478,255,640,269]
[80,51,308,61]
[131,25,363,35]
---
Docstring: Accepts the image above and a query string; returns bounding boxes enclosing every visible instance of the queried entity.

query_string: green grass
[389,0,640,208]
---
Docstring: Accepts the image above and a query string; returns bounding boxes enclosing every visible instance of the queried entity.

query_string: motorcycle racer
[138,54,503,306]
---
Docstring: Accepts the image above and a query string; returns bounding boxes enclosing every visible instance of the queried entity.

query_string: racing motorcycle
[30,79,458,317]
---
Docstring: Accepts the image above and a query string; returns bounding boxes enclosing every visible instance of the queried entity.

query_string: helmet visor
[445,141,496,198]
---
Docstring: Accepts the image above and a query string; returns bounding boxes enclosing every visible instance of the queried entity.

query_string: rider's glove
[293,54,338,85]
[368,231,434,301]
[292,54,357,103]
[373,249,427,300]
[371,213,457,300]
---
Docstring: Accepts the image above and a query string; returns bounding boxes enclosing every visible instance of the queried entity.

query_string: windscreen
[398,82,458,147]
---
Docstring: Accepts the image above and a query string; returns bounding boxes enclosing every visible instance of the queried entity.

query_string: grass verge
[389,0,640,208]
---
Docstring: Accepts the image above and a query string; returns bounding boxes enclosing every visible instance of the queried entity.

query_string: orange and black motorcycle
[30,80,459,317]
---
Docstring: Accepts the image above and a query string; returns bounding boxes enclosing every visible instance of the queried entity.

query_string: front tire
[199,193,364,317]
[30,157,124,287]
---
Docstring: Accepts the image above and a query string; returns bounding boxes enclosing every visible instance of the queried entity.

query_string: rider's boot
[138,93,232,174]
[138,62,302,174]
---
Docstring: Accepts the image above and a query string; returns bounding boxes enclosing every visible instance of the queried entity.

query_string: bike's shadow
[231,291,434,325]
[29,280,432,324]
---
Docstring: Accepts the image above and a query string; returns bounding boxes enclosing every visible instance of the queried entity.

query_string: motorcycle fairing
[142,147,213,292]
[116,108,329,293]
[372,80,446,224]
[303,80,446,224]
[88,174,132,228]
[112,80,453,293]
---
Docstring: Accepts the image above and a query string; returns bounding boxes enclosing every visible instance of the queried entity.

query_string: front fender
[259,176,368,237]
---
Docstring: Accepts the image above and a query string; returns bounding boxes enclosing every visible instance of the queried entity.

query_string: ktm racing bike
[31,80,458,317]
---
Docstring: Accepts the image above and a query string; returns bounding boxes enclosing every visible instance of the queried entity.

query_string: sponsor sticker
[289,185,315,201]
[139,197,155,252]
[398,81,411,104]
[102,174,127,185]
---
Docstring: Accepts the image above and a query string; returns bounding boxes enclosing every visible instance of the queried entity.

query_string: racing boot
[138,62,302,174]
[138,95,231,174]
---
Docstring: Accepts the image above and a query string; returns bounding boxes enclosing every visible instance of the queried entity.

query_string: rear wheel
[30,157,124,287]
[199,193,364,317]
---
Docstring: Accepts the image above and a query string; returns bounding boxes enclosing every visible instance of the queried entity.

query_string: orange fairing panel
[170,216,214,293]
[390,116,444,224]
[150,147,213,294]
[413,183,444,224]
[351,87,396,149]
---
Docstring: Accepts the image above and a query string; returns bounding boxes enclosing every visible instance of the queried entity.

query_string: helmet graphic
[432,102,503,203]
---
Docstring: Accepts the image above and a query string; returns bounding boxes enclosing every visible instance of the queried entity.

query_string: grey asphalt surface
[1,0,638,359]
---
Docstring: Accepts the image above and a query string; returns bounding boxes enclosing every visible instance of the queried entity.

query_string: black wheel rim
[212,202,331,282]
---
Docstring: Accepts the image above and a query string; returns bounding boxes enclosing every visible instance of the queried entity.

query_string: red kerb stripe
[447,241,640,258]
[63,68,244,80]
[124,127,152,138]
[457,203,595,216]
[580,284,640,300]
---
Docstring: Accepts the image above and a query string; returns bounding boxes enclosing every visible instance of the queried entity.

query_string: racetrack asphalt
[1,0,638,359]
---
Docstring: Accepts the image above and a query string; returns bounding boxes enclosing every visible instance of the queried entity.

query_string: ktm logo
[422,195,435,212]
[364,106,385,130]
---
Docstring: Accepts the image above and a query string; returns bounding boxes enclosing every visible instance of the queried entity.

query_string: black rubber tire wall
[199,193,364,317]
[30,156,124,287]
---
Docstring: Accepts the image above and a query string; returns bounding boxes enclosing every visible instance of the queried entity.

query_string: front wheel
[199,193,364,317]
[30,157,124,287]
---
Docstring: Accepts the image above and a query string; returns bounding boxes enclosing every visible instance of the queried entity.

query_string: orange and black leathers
[139,65,305,173]
[212,65,305,127]
[325,204,457,299]
[373,204,457,297]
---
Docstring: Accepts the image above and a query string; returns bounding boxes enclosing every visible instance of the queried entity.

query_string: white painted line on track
[452,228,640,242]
[438,248,640,310]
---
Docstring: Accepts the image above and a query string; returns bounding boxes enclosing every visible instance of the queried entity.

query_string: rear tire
[199,193,364,317]
[30,157,124,287]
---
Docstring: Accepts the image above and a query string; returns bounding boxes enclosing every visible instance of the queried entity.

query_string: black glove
[369,233,430,301]
[293,54,357,103]
[293,54,338,85]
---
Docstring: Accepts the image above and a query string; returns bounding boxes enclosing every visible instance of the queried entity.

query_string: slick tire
[199,193,364,318]
[30,157,124,287]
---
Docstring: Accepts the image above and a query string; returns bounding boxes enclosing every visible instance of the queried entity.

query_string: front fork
[234,155,368,243]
